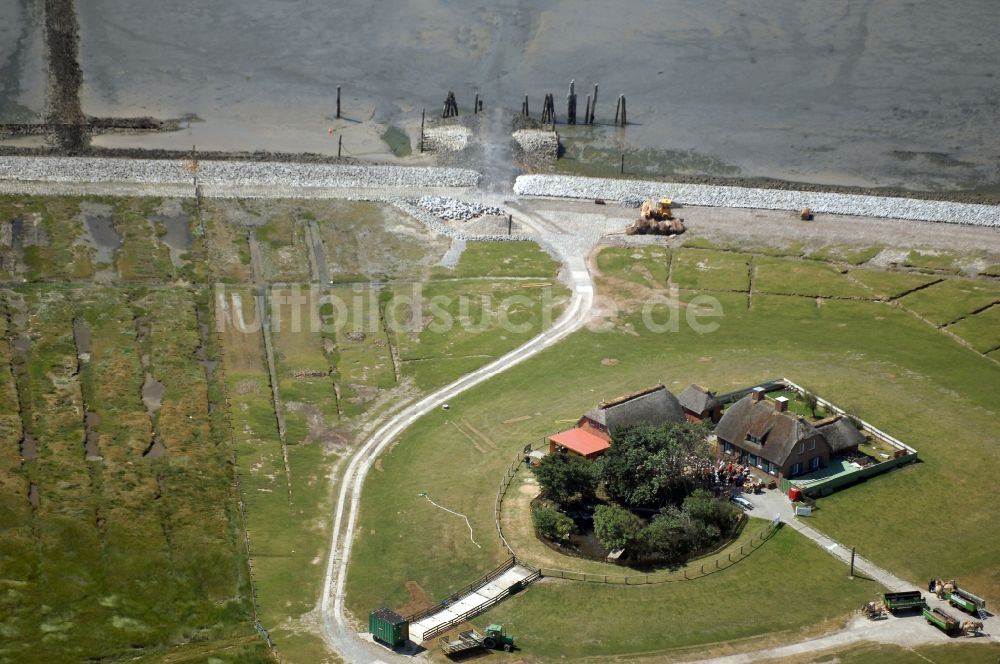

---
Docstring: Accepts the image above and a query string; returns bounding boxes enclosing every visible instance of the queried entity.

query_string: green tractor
[482,624,515,652]
[440,623,516,655]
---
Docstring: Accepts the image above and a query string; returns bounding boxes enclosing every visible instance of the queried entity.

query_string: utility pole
[420,108,425,153]
[336,85,341,119]
[850,547,856,578]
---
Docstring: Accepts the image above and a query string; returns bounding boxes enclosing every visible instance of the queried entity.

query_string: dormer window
[746,433,761,444]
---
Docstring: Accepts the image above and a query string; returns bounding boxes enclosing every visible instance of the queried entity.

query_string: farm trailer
[923,606,962,635]
[882,591,926,613]
[948,588,987,616]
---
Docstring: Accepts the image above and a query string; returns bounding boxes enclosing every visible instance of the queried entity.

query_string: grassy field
[670,247,750,291]
[945,304,1000,353]
[430,240,560,279]
[0,194,499,663]
[753,257,870,299]
[4,192,999,662]
[898,278,1000,325]
[806,244,883,265]
[484,528,876,660]
[904,249,963,273]
[847,269,940,299]
[345,244,1000,660]
[595,246,671,289]
[0,286,256,664]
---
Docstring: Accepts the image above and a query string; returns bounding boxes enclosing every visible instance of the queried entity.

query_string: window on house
[748,454,758,466]
[798,442,804,454]
[808,440,816,451]
[791,463,801,476]
[810,456,821,470]
[768,463,777,476]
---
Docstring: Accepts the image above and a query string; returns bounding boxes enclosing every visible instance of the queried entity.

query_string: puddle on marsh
[28,484,39,509]
[84,411,102,459]
[13,335,31,352]
[143,436,166,459]
[141,373,165,413]
[20,432,36,460]
[151,213,192,267]
[10,215,46,249]
[73,319,91,357]
[81,204,121,266]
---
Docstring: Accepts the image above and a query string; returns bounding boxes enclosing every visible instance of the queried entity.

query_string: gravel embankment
[0,155,480,189]
[514,174,1000,227]
[391,199,530,242]
[422,126,471,153]
[416,196,504,220]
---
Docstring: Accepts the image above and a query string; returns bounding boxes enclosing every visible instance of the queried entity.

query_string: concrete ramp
[408,561,538,643]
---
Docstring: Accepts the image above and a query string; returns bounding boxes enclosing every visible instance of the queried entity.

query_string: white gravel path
[514,174,1000,227]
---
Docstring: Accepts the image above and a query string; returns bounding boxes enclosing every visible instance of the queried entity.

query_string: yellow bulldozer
[641,197,674,221]
[626,198,685,236]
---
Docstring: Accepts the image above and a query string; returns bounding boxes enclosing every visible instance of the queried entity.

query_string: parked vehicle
[440,624,515,655]
[923,606,961,634]
[947,588,987,615]
[882,591,926,613]
[730,495,754,510]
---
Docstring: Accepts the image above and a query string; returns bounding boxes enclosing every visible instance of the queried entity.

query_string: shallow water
[0,0,46,123]
[74,0,1000,191]
[82,212,121,266]
[151,213,192,267]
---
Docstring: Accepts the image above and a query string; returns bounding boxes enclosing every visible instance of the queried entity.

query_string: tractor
[440,623,516,655]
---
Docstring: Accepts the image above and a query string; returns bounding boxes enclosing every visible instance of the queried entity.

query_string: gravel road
[319,217,594,663]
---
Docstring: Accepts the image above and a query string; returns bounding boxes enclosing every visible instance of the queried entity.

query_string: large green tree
[534,452,600,505]
[532,503,576,541]
[682,488,741,536]
[599,422,710,508]
[593,504,643,550]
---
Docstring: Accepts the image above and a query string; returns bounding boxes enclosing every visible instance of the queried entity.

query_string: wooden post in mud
[621,95,627,126]
[474,93,479,114]
[590,84,598,124]
[420,108,425,153]
[524,95,530,118]
[336,86,341,119]
[620,153,624,174]
[584,95,591,125]
[850,547,856,578]
[567,79,577,125]
[615,95,622,125]
[508,214,512,235]
[338,135,342,158]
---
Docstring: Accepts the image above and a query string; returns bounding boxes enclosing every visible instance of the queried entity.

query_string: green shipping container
[369,608,409,648]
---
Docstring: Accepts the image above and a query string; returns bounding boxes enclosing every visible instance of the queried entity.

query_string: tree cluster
[532,423,741,563]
